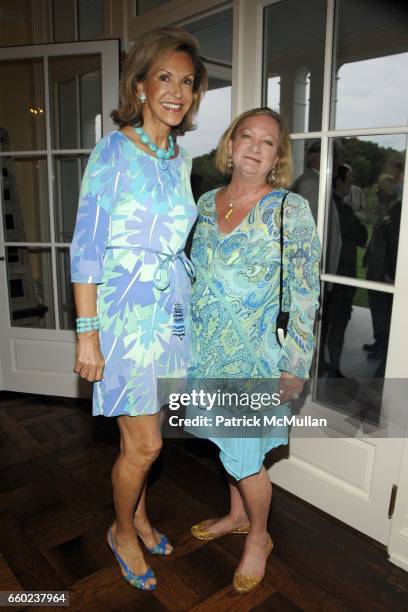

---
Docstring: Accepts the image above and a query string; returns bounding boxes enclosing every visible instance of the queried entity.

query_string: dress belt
[106,246,195,291]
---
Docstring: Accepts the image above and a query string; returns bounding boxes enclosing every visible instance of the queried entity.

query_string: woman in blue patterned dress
[189,108,320,593]
[69,27,207,590]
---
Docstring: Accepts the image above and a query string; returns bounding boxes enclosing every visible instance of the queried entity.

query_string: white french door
[0,40,119,397]
[234,0,408,555]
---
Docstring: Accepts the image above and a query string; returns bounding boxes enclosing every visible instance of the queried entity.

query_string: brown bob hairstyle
[111,27,208,136]
[215,107,293,188]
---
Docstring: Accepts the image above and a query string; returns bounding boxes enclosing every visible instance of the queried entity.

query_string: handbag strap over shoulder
[279,190,290,313]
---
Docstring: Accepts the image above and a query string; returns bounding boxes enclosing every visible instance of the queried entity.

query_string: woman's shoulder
[95,130,123,146]
[284,190,315,222]
[89,130,124,162]
[285,189,310,208]
[197,187,222,208]
[262,188,312,215]
[199,187,221,200]
[177,143,191,161]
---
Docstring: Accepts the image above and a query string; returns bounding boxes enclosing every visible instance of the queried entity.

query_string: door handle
[0,256,5,261]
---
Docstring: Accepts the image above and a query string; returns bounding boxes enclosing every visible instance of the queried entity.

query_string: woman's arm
[73,283,105,382]
[70,133,120,382]
[277,193,321,399]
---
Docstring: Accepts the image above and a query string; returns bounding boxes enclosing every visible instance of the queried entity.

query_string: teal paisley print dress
[70,131,197,417]
[188,188,320,480]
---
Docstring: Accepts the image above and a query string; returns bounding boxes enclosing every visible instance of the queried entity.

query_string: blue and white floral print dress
[70,131,197,417]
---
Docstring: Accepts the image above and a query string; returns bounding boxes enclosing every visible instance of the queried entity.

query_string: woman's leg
[110,413,162,587]
[195,478,250,536]
[133,478,172,553]
[235,466,272,577]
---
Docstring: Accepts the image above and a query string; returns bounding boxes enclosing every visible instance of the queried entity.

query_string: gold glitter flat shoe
[232,534,273,594]
[191,519,251,541]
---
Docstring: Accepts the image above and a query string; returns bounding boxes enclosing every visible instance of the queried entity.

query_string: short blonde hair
[215,107,293,188]
[111,27,208,136]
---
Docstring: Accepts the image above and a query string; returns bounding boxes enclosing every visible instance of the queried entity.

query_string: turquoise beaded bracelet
[76,316,100,334]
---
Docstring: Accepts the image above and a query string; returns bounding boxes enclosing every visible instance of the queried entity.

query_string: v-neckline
[213,187,277,236]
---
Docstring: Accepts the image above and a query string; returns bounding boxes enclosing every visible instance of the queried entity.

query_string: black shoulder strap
[279,191,290,312]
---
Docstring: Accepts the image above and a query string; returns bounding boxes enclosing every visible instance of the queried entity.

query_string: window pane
[0,58,46,151]
[324,135,405,282]
[291,139,321,222]
[315,281,393,424]
[78,0,105,40]
[80,70,102,148]
[6,247,55,329]
[183,9,233,64]
[49,55,102,149]
[53,154,88,243]
[57,248,75,330]
[1,156,50,242]
[184,84,231,199]
[332,0,408,129]
[180,9,233,199]
[263,0,327,133]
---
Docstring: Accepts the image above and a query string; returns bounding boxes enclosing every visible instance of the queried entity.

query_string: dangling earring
[139,91,146,103]
[227,157,233,170]
[268,163,278,184]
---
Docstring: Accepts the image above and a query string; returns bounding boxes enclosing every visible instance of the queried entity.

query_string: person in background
[338,163,366,221]
[363,172,402,375]
[70,27,207,590]
[322,164,368,377]
[292,140,320,221]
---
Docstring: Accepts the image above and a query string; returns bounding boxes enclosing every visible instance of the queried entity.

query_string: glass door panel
[181,9,233,198]
[49,54,102,149]
[314,279,396,443]
[80,70,102,147]
[0,58,46,150]
[332,0,408,130]
[0,39,118,334]
[6,247,55,329]
[53,154,88,243]
[1,156,50,242]
[291,139,321,222]
[263,0,327,133]
[57,247,75,330]
[323,136,405,281]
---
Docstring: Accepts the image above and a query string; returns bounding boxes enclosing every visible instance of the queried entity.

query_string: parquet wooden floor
[0,391,407,611]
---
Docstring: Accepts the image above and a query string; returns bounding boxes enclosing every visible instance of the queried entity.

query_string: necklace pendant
[225,201,234,220]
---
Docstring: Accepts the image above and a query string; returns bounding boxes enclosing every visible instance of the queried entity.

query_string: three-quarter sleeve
[277,193,321,379]
[70,133,121,284]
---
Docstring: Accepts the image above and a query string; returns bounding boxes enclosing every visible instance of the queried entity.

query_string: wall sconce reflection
[29,107,44,116]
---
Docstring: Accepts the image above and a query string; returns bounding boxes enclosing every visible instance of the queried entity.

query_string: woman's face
[139,50,195,129]
[229,115,281,179]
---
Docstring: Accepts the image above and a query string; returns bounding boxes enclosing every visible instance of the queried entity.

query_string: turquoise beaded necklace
[134,126,175,160]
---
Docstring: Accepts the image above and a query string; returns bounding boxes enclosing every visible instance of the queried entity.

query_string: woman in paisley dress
[69,27,207,590]
[189,108,320,593]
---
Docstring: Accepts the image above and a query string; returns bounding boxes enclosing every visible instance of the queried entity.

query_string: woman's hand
[278,371,305,404]
[74,331,105,382]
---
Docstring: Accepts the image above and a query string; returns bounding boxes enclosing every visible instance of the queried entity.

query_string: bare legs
[109,413,163,588]
[199,467,272,578]
[236,467,272,577]
[133,479,172,553]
